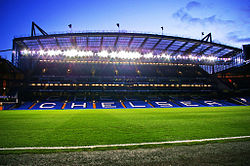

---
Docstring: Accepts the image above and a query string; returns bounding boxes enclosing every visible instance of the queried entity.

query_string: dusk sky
[0,0,249,60]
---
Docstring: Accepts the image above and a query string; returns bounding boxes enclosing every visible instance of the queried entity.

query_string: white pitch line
[1,136,250,151]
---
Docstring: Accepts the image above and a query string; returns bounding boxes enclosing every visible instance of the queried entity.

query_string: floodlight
[144,53,154,59]
[162,54,170,59]
[21,49,29,55]
[38,50,45,55]
[207,56,217,61]
[55,50,62,55]
[47,50,56,56]
[98,50,109,57]
[63,49,77,57]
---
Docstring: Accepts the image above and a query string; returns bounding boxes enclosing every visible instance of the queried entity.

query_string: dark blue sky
[0,0,250,60]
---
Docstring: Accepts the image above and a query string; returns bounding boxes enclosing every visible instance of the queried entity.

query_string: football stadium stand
[0,57,23,110]
[216,63,250,91]
[1,25,249,110]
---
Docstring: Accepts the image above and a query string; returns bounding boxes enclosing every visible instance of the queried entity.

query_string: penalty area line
[1,136,250,151]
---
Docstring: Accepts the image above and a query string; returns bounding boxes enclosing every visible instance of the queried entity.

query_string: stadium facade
[1,23,249,110]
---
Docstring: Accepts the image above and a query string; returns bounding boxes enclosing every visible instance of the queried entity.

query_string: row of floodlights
[30,83,212,88]
[21,49,232,62]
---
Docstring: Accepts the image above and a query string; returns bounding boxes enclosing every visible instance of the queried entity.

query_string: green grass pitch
[0,106,250,148]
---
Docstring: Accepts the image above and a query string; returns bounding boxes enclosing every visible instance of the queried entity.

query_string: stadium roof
[13,32,242,58]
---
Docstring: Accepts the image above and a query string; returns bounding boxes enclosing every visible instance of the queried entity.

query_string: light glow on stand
[21,49,232,62]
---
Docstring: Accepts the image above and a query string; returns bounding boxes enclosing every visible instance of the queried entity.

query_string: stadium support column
[12,40,21,67]
[12,41,17,67]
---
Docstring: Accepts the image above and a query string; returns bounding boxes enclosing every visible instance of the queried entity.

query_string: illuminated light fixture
[143,52,154,59]
[207,56,217,61]
[55,50,62,55]
[38,50,45,55]
[30,50,36,55]
[83,51,94,57]
[177,55,182,59]
[21,49,29,55]
[218,57,231,62]
[161,54,171,59]
[109,50,141,59]
[98,50,109,57]
[200,56,206,60]
[47,50,57,56]
[64,49,78,57]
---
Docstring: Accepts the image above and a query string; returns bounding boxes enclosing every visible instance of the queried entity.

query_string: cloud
[173,1,234,26]
[242,5,250,16]
[227,31,250,43]
[241,5,250,23]
[237,37,250,43]
[186,1,201,11]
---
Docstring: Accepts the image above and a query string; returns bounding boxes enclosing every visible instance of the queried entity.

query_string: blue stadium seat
[197,100,225,107]
[150,101,180,108]
[3,103,15,110]
[123,101,153,108]
[95,101,124,109]
[197,100,240,106]
[64,102,93,109]
[174,100,206,107]
[30,102,64,110]
[16,102,34,110]
[234,97,250,105]
[216,100,241,106]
